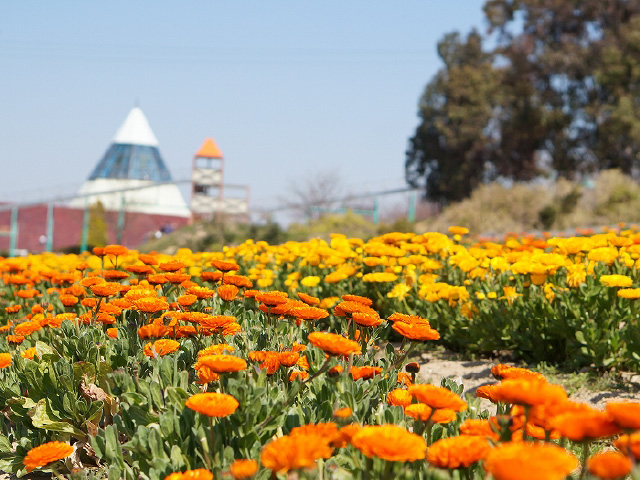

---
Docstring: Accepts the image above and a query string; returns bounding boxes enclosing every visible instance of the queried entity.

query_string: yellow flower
[499,286,522,304]
[300,276,320,288]
[600,274,633,288]
[387,283,411,299]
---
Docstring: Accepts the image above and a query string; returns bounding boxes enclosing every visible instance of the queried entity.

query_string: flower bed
[0,228,638,478]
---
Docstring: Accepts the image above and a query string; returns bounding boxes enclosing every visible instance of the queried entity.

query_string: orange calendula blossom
[392,321,440,341]
[0,353,12,369]
[229,459,258,479]
[217,284,239,301]
[587,451,632,480]
[605,401,640,430]
[198,354,247,373]
[351,424,426,462]
[484,442,577,480]
[407,384,467,412]
[307,332,361,356]
[165,469,213,480]
[185,392,239,417]
[260,434,333,473]
[427,435,491,469]
[23,441,74,472]
[144,339,180,358]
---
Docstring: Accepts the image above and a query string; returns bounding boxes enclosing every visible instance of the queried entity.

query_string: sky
[0,1,486,222]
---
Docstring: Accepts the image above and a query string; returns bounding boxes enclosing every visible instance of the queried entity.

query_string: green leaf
[575,331,587,344]
[29,400,85,437]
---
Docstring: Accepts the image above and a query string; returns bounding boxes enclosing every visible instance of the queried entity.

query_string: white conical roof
[112,107,159,146]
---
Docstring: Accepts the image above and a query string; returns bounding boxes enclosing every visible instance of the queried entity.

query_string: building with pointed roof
[70,107,191,217]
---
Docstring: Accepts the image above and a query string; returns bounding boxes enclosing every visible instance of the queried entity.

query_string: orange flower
[387,388,413,407]
[291,422,342,446]
[289,306,330,321]
[407,384,467,412]
[23,441,74,472]
[427,435,491,469]
[92,247,105,256]
[459,419,499,441]
[334,407,352,419]
[185,392,239,417]
[490,379,567,407]
[197,344,235,357]
[144,339,180,358]
[106,328,118,339]
[126,265,155,275]
[398,372,413,386]
[475,384,502,402]
[165,469,213,480]
[138,254,158,265]
[614,432,640,459]
[200,271,223,283]
[230,459,257,479]
[217,284,239,301]
[21,347,38,360]
[0,353,12,368]
[404,404,456,423]
[6,334,25,344]
[177,294,198,307]
[134,297,170,313]
[102,269,130,281]
[338,423,362,446]
[260,434,333,473]
[387,312,431,324]
[289,370,308,382]
[392,321,440,341]
[165,273,191,284]
[158,260,186,272]
[605,401,640,430]
[352,312,383,327]
[278,351,300,367]
[350,366,382,380]
[210,259,240,272]
[14,321,41,336]
[198,354,247,373]
[491,364,547,382]
[138,323,169,339]
[199,315,236,330]
[255,291,289,306]
[484,442,577,480]
[4,305,20,314]
[104,244,128,256]
[341,294,373,305]
[187,286,215,299]
[351,425,426,462]
[298,292,320,305]
[587,451,631,480]
[90,282,122,297]
[147,274,169,285]
[307,332,361,356]
[222,275,253,288]
[59,294,79,306]
[550,409,620,441]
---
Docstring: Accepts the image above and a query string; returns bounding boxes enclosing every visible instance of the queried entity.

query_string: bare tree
[278,169,343,222]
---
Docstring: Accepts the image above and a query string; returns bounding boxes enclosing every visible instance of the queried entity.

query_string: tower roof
[113,107,159,147]
[195,137,223,159]
[87,107,172,182]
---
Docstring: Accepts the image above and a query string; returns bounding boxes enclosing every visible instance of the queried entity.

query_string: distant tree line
[406,0,640,203]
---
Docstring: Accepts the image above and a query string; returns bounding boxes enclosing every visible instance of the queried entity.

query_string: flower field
[0,227,640,479]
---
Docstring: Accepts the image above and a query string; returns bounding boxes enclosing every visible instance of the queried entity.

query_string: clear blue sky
[0,1,486,219]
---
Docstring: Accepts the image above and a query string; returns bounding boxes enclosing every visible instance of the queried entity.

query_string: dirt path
[414,348,640,412]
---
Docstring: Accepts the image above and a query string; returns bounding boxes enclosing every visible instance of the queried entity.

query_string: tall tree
[407,0,640,202]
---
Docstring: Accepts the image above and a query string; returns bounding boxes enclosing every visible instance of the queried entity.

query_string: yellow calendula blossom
[500,286,522,303]
[300,276,320,288]
[599,275,633,288]
[617,288,640,299]
[387,283,411,299]
[362,272,398,283]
